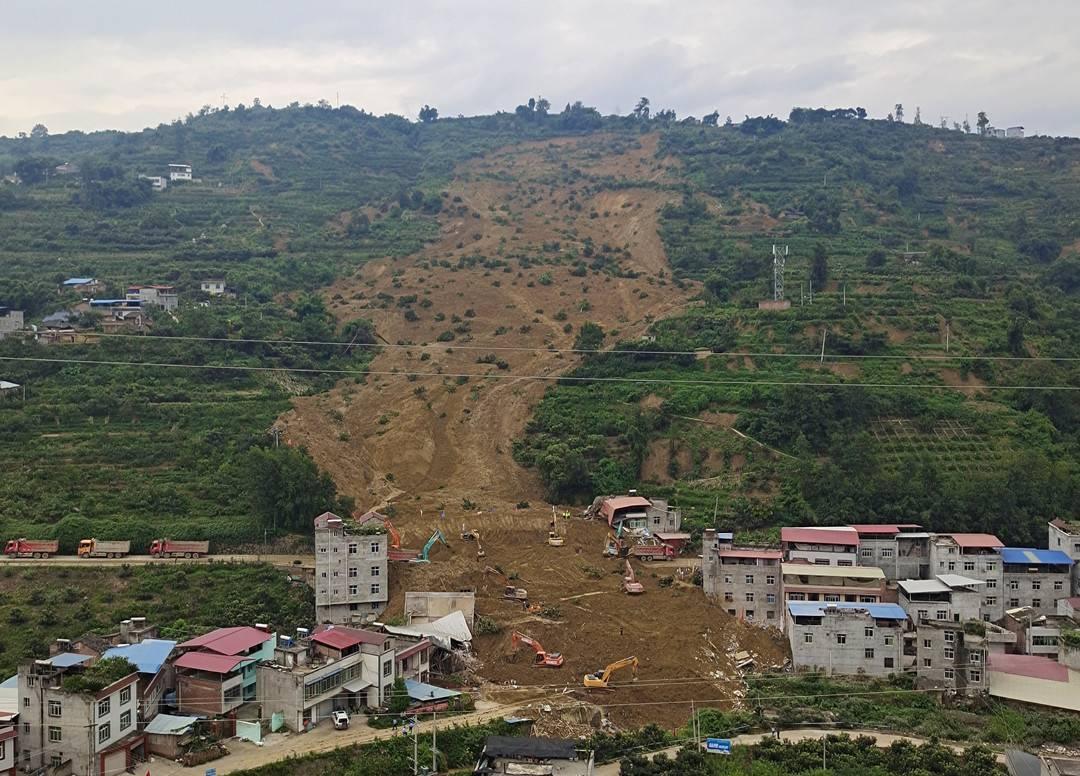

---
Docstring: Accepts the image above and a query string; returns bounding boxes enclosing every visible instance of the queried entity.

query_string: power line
[2,354,1077,392]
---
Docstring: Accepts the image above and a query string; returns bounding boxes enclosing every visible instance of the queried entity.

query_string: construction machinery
[629,538,675,562]
[510,631,564,668]
[547,506,565,546]
[474,531,486,559]
[484,566,529,603]
[411,529,449,564]
[583,656,639,689]
[354,510,418,561]
[622,559,644,594]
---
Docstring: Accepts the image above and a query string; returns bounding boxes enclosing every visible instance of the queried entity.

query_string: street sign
[206,769,217,776]
[705,738,732,755]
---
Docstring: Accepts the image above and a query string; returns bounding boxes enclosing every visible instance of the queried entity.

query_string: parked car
[332,710,350,730]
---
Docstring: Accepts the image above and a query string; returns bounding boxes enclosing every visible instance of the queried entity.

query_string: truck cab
[148,539,164,557]
[3,540,17,556]
[77,539,94,557]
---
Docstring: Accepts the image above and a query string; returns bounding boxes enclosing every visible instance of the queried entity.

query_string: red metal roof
[173,652,249,673]
[718,549,783,560]
[396,639,431,661]
[943,533,1004,549]
[848,524,921,535]
[989,653,1069,682]
[312,624,386,650]
[178,626,272,656]
[781,527,859,546]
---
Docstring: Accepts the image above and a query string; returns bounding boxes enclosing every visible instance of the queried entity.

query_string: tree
[894,103,904,122]
[574,322,605,352]
[811,243,829,289]
[242,446,344,533]
[913,106,923,125]
[13,156,57,184]
[389,677,409,714]
[962,116,971,133]
[632,97,650,120]
[866,248,888,269]
[30,123,49,139]
[535,97,551,115]
[702,110,719,127]
[418,104,439,123]
[977,111,990,136]
[1007,317,1026,356]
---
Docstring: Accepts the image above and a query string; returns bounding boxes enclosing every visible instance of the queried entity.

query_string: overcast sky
[3,0,1077,137]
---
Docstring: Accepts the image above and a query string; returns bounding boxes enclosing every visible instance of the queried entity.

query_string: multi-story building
[126,285,178,311]
[167,163,192,181]
[100,639,177,722]
[315,512,389,624]
[395,638,432,683]
[999,548,1073,617]
[595,494,681,533]
[704,547,783,626]
[1001,607,1073,660]
[174,625,277,715]
[786,602,908,676]
[781,526,859,566]
[850,524,929,581]
[781,563,886,605]
[897,574,985,625]
[929,534,1004,621]
[914,619,1014,695]
[258,625,396,732]
[0,724,14,776]
[18,655,144,776]
[200,278,228,296]
[0,307,24,340]
[1048,519,1080,595]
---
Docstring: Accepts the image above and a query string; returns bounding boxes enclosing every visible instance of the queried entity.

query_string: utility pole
[819,330,827,365]
[432,711,437,773]
[413,715,419,775]
[809,278,813,305]
[945,321,950,353]
[842,283,846,308]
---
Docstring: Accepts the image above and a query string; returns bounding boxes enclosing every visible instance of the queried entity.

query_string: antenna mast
[772,244,788,301]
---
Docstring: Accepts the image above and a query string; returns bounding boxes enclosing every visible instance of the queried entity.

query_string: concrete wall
[1003,568,1070,617]
[787,610,903,676]
[316,524,389,624]
[712,557,782,626]
[176,673,236,717]
[915,624,989,693]
[404,592,476,626]
[859,536,929,581]
[1048,522,1080,595]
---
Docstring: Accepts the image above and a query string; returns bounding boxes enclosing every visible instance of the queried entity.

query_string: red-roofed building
[849,524,930,581]
[781,527,859,567]
[179,626,274,656]
[702,528,784,626]
[989,653,1080,712]
[175,626,276,717]
[595,494,681,533]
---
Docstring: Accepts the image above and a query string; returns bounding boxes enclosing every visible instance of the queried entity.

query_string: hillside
[1,105,1079,548]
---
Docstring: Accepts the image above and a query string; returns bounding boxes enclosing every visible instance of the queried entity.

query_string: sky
[2,0,1078,137]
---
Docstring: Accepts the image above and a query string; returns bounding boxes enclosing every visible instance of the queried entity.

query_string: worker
[620,626,624,636]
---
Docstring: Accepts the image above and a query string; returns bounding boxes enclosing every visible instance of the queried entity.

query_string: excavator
[623,559,644,594]
[583,656,639,690]
[411,529,449,563]
[353,510,417,562]
[547,506,565,546]
[510,631,564,668]
[484,566,529,603]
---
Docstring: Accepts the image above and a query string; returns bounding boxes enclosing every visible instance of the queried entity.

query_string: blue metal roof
[998,548,1073,565]
[102,639,177,675]
[404,679,460,702]
[63,277,94,285]
[786,601,908,620]
[49,653,92,668]
[0,675,16,689]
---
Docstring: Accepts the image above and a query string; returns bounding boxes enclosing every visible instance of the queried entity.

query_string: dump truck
[77,539,131,558]
[629,542,675,561]
[4,539,59,559]
[148,539,209,558]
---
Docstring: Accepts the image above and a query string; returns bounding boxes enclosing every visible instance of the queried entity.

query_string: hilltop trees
[977,111,990,135]
[418,105,439,123]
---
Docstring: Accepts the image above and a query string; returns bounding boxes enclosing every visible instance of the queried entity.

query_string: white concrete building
[201,279,228,296]
[314,512,389,624]
[167,163,192,182]
[1048,519,1080,595]
[929,534,1004,621]
[0,308,24,340]
[898,574,985,625]
[786,602,908,676]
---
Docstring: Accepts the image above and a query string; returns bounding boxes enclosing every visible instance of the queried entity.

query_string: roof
[848,524,922,535]
[1050,518,1080,535]
[312,625,386,650]
[654,532,691,540]
[715,532,734,541]
[396,639,431,661]
[343,678,372,693]
[49,652,93,668]
[179,626,272,656]
[405,678,461,702]
[63,277,95,285]
[383,611,473,650]
[898,579,951,595]
[781,563,884,580]
[102,639,176,674]
[781,527,859,546]
[1005,749,1043,776]
[0,676,16,689]
[998,548,1073,566]
[786,601,908,621]
[600,496,653,525]
[144,713,200,736]
[313,511,345,528]
[936,574,986,588]
[718,549,783,560]
[0,381,19,390]
[990,653,1069,682]
[940,533,1004,549]
[173,652,250,673]
[482,735,578,761]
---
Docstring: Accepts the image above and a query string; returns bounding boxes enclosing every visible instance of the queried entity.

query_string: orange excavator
[623,559,644,595]
[511,631,564,668]
[583,656,639,689]
[353,510,419,561]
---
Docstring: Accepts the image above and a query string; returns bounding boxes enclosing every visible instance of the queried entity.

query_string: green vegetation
[61,657,138,693]
[0,563,313,677]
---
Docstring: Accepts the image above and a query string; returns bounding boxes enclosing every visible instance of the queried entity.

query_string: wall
[404,592,476,626]
[316,524,389,624]
[712,557,782,626]
[1002,568,1070,617]
[787,611,903,676]
[176,674,228,717]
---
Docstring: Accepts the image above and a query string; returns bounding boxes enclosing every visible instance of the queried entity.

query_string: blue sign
[705,738,732,755]
[206,769,217,776]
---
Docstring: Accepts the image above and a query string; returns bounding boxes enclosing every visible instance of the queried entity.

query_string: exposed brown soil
[249,159,276,180]
[939,368,986,389]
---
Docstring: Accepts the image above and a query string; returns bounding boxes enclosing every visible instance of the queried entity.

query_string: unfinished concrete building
[999,548,1073,617]
[781,526,859,566]
[850,524,929,581]
[781,563,886,606]
[314,511,389,624]
[929,534,1005,621]
[705,546,783,626]
[914,619,1015,695]
[786,602,908,676]
[1049,519,1080,596]
[897,574,985,625]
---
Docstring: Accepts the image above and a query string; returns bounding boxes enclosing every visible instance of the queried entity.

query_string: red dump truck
[629,542,675,561]
[4,539,60,559]
[148,539,209,559]
[77,539,131,558]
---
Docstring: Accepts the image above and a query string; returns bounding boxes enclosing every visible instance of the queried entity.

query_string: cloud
[1,0,1077,136]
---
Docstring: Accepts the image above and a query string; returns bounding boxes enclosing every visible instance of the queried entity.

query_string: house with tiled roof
[174,625,276,717]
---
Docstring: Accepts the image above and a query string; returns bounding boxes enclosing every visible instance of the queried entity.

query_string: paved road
[593,728,1007,775]
[0,554,313,569]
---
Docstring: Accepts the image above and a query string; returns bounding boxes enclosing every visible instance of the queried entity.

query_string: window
[837,560,853,567]
[728,609,737,616]
[23,697,30,708]
[881,549,894,558]
[986,578,996,589]
[985,596,997,606]
[26,676,35,687]
[348,567,358,578]
[944,630,955,643]
[884,657,894,668]
[824,594,841,602]
[652,515,661,526]
[723,575,733,584]
[98,723,111,744]
[884,636,894,646]
[745,610,755,620]
[371,583,381,595]
[745,574,754,584]
[383,660,393,677]
[371,566,381,577]
[864,628,874,638]
[1032,599,1041,609]
[861,548,873,558]
[944,647,954,659]
[48,726,62,743]
[947,561,956,571]
[1009,580,1020,590]
[864,648,875,659]
[964,561,975,571]
[918,610,929,621]
[814,558,830,566]
[860,596,877,603]
[1009,598,1020,608]
[348,543,358,555]
[370,541,381,554]
[923,639,932,649]
[724,592,734,602]
[968,670,982,683]
[936,610,949,621]
[1032,579,1041,590]
[970,651,982,664]
[98,698,110,717]
[766,575,776,585]
[766,593,776,603]
[120,711,131,731]
[1055,580,1064,591]
[745,592,755,602]
[349,585,358,595]
[788,592,806,601]
[944,668,955,680]
[51,755,63,768]
[985,562,996,572]
[804,633,813,644]
[120,686,131,705]
[923,658,932,668]
[836,634,847,645]
[766,610,776,620]
[22,723,29,734]
[0,741,4,759]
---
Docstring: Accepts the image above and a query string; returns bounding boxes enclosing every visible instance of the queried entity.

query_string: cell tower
[772,244,788,301]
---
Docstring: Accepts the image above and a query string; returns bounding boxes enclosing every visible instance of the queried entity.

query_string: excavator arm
[511,631,564,667]
[584,656,639,688]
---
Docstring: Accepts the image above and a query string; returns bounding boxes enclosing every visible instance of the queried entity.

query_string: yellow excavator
[583,656,639,689]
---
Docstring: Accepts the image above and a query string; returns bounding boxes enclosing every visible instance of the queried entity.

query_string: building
[595,494,682,533]
[897,574,985,625]
[143,713,199,759]
[1048,519,1080,595]
[914,619,1014,694]
[127,285,178,311]
[174,626,276,715]
[100,639,176,722]
[999,548,1073,617]
[474,736,593,776]
[62,277,102,294]
[314,512,389,624]
[781,526,859,566]
[781,563,886,605]
[201,279,227,296]
[403,592,476,627]
[0,308,24,340]
[18,655,144,776]
[258,625,396,732]
[395,639,432,683]
[0,725,14,776]
[1002,607,1076,660]
[168,163,192,182]
[988,653,1080,713]
[929,534,1004,621]
[786,602,907,676]
[41,310,74,329]
[850,524,929,580]
[705,547,783,626]
[1006,126,1025,139]
[138,175,167,191]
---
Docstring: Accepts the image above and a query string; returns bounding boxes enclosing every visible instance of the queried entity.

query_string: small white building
[200,279,228,296]
[0,307,24,340]
[1006,126,1025,139]
[168,164,192,182]
[127,285,178,312]
[139,175,167,191]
